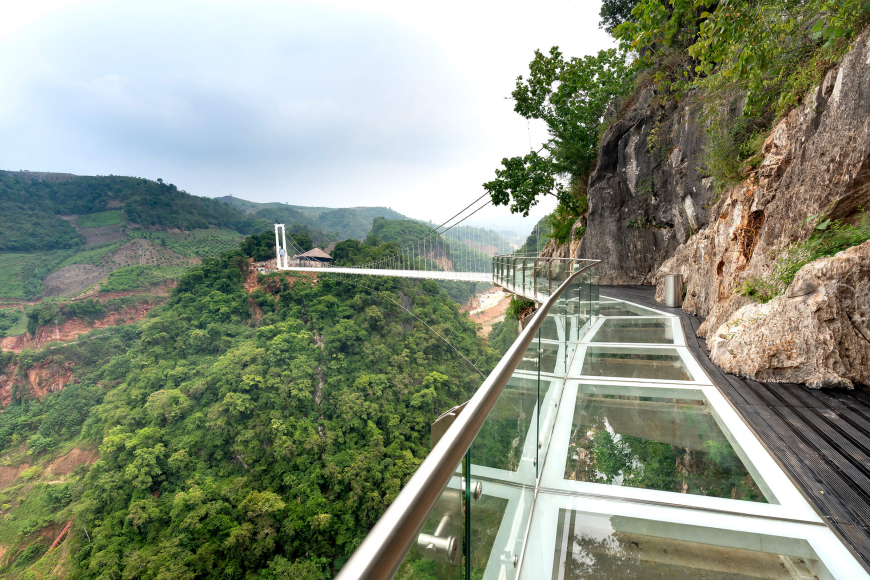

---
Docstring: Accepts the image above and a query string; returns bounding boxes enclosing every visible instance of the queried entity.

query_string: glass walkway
[338,258,869,580]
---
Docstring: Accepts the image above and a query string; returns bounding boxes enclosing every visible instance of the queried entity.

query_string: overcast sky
[2,0,615,230]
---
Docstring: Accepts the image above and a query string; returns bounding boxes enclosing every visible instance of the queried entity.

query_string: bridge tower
[274,223,289,269]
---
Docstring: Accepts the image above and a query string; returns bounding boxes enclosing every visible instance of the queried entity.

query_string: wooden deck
[600,285,870,572]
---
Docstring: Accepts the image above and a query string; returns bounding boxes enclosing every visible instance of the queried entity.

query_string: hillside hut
[295,248,333,264]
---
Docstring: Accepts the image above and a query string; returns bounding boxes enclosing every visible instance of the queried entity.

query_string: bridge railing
[334,256,600,580]
[492,255,598,304]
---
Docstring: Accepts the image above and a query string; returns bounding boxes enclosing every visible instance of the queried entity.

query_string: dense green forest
[0,173,268,252]
[0,240,499,578]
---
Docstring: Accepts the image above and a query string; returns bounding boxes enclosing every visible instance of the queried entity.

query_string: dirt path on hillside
[469,291,511,338]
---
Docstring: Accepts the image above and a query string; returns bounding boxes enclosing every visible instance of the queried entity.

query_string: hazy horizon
[3,0,614,229]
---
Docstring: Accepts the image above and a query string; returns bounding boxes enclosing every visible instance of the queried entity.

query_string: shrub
[741,210,870,302]
[545,202,584,244]
[506,298,534,320]
[701,108,772,194]
[21,465,44,480]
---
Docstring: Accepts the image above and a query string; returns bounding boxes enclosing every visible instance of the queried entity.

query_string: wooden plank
[744,379,785,407]
[752,407,870,524]
[743,408,860,523]
[725,376,768,406]
[848,388,870,408]
[834,525,870,571]
[794,408,870,472]
[830,391,870,422]
[784,385,831,409]
[808,388,850,410]
[757,382,807,408]
[774,408,870,516]
[827,406,870,441]
[815,408,870,462]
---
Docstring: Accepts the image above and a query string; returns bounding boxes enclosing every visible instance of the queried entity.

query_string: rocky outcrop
[706,240,870,388]
[653,30,870,387]
[0,303,158,353]
[0,359,74,406]
[578,83,716,283]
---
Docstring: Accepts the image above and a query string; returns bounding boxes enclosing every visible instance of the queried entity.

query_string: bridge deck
[600,284,870,573]
[278,267,491,283]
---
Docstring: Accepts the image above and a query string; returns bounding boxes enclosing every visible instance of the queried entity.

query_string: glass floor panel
[580,346,693,381]
[550,509,827,580]
[590,318,675,344]
[469,495,511,580]
[597,299,662,317]
[539,314,562,341]
[563,387,768,502]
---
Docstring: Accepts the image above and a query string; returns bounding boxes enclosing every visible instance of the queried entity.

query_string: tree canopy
[0,241,499,578]
[484,47,633,217]
[0,172,268,252]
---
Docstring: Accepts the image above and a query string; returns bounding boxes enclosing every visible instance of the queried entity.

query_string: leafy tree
[290,232,313,252]
[0,242,499,578]
[614,0,870,116]
[484,47,633,216]
[599,0,640,34]
[0,172,269,253]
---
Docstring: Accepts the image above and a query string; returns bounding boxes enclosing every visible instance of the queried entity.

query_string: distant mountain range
[0,171,421,304]
[217,196,411,240]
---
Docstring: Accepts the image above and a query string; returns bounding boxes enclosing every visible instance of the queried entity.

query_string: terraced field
[76,210,126,228]
[127,228,246,258]
[42,239,197,298]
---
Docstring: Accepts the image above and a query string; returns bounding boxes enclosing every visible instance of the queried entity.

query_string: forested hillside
[0,242,498,578]
[219,196,411,240]
[0,172,267,252]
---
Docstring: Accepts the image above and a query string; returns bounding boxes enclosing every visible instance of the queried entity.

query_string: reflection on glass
[597,299,661,317]
[469,321,542,580]
[471,376,539,471]
[591,318,674,344]
[518,341,560,374]
[395,471,462,580]
[540,314,561,341]
[468,495,510,580]
[552,510,822,580]
[564,390,767,502]
[580,347,692,381]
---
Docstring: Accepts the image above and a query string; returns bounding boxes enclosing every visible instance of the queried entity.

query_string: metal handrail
[334,258,601,580]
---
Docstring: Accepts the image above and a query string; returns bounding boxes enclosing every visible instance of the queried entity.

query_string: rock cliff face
[571,31,870,387]
[578,84,717,284]
[651,31,870,387]
[705,240,870,388]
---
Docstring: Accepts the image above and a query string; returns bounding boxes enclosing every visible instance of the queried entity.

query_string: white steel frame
[465,295,869,580]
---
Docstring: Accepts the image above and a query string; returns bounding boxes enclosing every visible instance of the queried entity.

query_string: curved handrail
[335,258,601,580]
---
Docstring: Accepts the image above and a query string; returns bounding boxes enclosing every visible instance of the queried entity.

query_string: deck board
[600,285,870,572]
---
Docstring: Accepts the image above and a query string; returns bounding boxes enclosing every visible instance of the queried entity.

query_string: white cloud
[0,0,614,229]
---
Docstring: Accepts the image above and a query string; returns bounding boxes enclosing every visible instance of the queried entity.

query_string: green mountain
[0,245,497,578]
[0,172,269,252]
[218,196,411,240]
[0,173,338,305]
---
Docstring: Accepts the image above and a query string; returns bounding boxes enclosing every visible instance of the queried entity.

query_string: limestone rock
[649,31,870,387]
[579,83,715,284]
[707,240,870,388]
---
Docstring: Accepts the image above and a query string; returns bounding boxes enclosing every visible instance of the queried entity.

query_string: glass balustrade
[336,258,867,580]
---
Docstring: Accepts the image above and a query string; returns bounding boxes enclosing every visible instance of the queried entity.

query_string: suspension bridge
[270,194,553,290]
